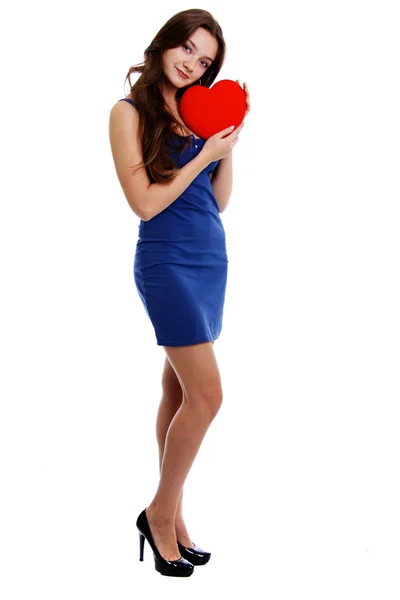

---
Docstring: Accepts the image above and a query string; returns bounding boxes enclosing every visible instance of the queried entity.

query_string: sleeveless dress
[118,98,229,347]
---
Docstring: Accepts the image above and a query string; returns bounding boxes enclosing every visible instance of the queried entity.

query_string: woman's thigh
[163,342,222,410]
[162,341,215,397]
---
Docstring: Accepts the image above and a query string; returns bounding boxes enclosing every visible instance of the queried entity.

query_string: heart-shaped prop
[179,79,247,140]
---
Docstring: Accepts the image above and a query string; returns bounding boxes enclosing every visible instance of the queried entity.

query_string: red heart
[179,79,247,140]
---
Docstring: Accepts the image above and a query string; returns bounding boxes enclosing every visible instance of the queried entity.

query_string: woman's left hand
[236,80,251,117]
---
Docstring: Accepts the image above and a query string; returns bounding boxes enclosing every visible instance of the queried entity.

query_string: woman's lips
[176,67,189,79]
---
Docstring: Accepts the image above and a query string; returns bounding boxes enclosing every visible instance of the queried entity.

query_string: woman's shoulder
[110,96,139,128]
[118,94,136,106]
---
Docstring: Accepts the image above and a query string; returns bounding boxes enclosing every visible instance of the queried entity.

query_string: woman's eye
[183,45,208,68]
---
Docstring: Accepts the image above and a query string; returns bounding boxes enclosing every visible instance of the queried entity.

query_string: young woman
[109,8,250,577]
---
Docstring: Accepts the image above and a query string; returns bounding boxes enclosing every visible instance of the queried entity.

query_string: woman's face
[161,27,218,89]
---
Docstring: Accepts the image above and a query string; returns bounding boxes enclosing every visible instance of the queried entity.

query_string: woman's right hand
[202,122,245,162]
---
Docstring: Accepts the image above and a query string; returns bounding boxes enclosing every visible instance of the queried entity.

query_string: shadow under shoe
[177,541,211,566]
[136,508,194,577]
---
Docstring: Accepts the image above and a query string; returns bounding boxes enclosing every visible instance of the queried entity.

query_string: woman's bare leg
[156,358,193,546]
[146,341,222,561]
[156,343,215,548]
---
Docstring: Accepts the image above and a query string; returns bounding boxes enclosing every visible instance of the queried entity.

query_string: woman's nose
[183,60,195,72]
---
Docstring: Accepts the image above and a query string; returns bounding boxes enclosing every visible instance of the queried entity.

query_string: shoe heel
[139,532,145,561]
[136,508,194,577]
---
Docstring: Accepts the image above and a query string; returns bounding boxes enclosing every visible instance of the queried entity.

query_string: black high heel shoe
[177,541,211,566]
[136,508,194,577]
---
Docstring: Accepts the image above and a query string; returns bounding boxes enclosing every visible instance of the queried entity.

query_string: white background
[1,0,399,598]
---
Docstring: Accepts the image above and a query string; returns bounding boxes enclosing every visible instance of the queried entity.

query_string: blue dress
[118,98,229,347]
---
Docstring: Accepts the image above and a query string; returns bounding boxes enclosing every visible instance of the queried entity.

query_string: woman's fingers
[243,82,250,116]
[236,79,250,116]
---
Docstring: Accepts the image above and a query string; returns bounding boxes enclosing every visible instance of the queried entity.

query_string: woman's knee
[187,385,223,419]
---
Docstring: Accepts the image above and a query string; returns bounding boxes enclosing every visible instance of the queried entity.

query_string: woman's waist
[139,210,225,241]
[135,237,228,268]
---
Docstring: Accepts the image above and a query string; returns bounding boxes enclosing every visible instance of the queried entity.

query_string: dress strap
[119,98,135,106]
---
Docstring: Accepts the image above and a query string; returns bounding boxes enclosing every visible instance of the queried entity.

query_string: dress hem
[156,335,219,347]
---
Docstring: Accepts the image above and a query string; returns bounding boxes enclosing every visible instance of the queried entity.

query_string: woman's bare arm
[109,101,211,221]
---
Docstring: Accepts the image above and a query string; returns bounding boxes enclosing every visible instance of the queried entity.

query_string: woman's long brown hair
[124,8,226,184]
